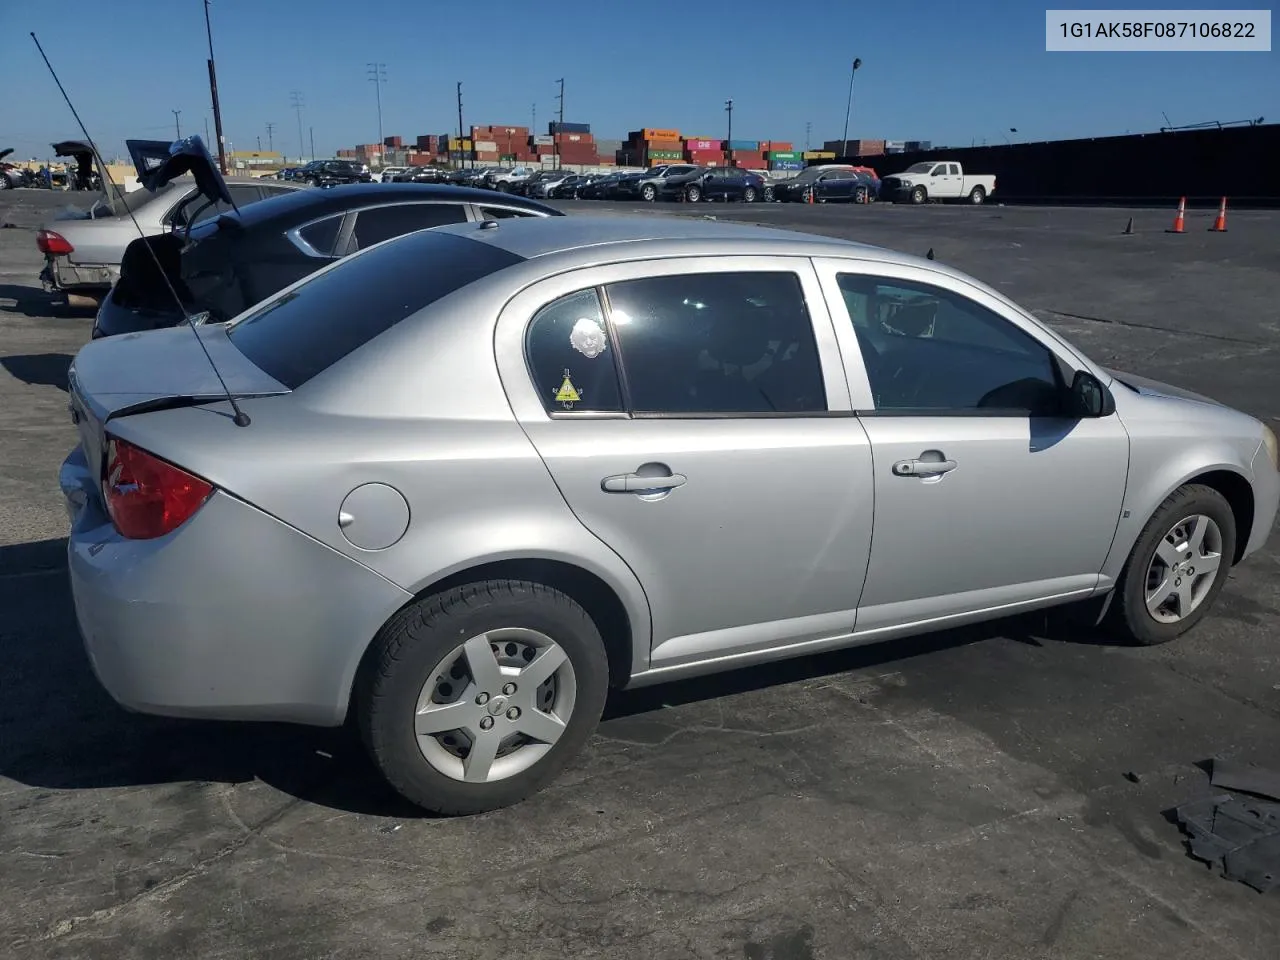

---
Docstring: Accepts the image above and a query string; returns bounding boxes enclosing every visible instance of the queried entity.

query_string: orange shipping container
[760,141,793,152]
[642,128,680,142]
[645,139,682,152]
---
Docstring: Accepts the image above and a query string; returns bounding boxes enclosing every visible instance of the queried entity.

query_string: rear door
[496,257,876,671]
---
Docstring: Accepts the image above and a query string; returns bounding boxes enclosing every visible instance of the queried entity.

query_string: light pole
[172,109,181,139]
[725,98,733,166]
[290,91,305,162]
[841,57,863,158]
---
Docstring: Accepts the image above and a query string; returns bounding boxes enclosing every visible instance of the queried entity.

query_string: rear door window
[347,203,469,251]
[605,272,826,415]
[525,289,624,413]
[228,231,524,388]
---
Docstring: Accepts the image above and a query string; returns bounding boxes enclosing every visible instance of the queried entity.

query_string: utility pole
[205,117,210,143]
[841,57,863,158]
[725,98,733,166]
[554,78,564,169]
[805,121,812,150]
[265,122,275,154]
[532,102,537,134]
[456,82,465,169]
[310,127,316,162]
[367,62,387,158]
[172,109,181,139]
[290,91,305,162]
[204,0,228,174]
[256,135,262,152]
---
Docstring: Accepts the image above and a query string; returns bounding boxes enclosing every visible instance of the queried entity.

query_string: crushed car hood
[127,135,232,207]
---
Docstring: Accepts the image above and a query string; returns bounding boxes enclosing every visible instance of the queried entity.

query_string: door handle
[892,458,957,477]
[601,472,687,493]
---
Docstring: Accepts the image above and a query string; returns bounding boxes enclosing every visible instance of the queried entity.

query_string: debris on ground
[1174,760,1280,893]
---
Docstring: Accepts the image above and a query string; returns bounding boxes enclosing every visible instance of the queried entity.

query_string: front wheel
[969,186,986,204]
[358,580,609,815]
[910,185,927,204]
[1105,484,1236,645]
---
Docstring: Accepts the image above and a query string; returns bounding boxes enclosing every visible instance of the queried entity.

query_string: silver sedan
[60,216,1280,815]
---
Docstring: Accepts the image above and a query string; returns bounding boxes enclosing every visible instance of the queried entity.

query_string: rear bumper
[42,255,117,292]
[61,448,412,726]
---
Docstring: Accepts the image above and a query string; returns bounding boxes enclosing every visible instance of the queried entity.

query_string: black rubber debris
[1174,761,1280,893]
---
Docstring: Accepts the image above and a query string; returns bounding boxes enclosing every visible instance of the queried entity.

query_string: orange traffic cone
[1167,197,1186,234]
[806,186,815,205]
[1209,197,1228,232]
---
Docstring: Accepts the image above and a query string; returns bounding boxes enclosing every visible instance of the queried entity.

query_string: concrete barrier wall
[835,124,1280,207]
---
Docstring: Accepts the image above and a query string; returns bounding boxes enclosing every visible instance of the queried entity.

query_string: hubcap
[1144,514,1223,623]
[413,628,577,783]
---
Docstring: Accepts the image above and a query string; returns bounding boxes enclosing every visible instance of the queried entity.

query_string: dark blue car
[659,166,768,203]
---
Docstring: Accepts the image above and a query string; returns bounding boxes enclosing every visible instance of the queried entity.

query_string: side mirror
[1068,370,1115,418]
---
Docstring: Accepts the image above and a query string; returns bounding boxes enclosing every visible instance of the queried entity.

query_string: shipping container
[645,138,681,152]
[474,150,500,161]
[685,138,719,152]
[549,121,591,134]
[904,140,931,151]
[760,141,794,152]
[553,132,593,144]
[473,140,499,152]
[383,136,403,148]
[767,151,800,160]
[640,128,680,141]
[645,150,683,161]
[770,159,805,171]
[803,151,836,159]
[685,148,722,161]
[532,135,554,145]
[725,140,758,151]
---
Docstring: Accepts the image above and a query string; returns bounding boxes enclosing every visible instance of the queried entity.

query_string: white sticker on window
[569,318,607,359]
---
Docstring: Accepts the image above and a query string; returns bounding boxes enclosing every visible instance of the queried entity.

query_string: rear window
[227,231,524,388]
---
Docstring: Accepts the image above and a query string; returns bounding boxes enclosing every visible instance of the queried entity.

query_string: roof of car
[214,182,558,230]
[426,214,894,262]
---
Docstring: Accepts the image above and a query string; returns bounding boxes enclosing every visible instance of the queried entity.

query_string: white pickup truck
[880,162,997,205]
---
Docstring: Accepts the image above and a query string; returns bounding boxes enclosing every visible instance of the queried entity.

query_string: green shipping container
[768,151,800,160]
[647,151,683,161]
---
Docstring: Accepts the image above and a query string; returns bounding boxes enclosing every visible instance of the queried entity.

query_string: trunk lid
[68,323,289,487]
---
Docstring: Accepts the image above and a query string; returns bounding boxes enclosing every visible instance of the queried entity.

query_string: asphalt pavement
[2,188,1278,960]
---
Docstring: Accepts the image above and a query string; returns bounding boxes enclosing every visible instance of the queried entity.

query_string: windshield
[905,163,934,173]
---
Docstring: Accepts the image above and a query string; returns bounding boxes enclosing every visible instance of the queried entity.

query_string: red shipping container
[553,132,595,144]
[734,158,766,169]
[759,141,793,152]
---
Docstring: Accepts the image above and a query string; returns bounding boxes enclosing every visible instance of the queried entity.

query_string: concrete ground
[1,189,1278,960]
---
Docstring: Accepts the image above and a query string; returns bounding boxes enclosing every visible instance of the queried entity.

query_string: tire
[743,186,757,203]
[358,579,609,815]
[763,186,774,202]
[496,182,509,192]
[910,185,927,204]
[686,185,701,203]
[855,186,868,205]
[0,177,9,191]
[1105,484,1236,646]
[641,184,656,201]
[969,186,986,204]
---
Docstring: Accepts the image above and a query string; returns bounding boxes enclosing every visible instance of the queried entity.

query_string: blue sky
[2,1,1275,161]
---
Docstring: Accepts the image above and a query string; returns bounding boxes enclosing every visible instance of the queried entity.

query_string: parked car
[546,174,588,199]
[578,173,630,199]
[773,166,880,203]
[0,148,29,189]
[60,213,1279,816]
[614,164,699,201]
[486,166,537,192]
[517,170,572,198]
[377,166,408,183]
[880,161,996,204]
[37,137,304,298]
[92,143,562,338]
[308,159,374,187]
[392,167,447,183]
[659,166,767,203]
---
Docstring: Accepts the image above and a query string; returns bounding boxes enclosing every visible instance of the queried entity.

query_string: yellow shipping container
[803,151,836,159]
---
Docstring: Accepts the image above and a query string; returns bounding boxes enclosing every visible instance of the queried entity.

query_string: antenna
[31,32,251,428]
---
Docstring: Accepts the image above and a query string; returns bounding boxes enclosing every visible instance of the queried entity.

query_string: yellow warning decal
[555,369,581,404]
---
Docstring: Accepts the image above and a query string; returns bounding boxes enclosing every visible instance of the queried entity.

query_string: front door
[814,258,1129,634]
[498,258,875,671]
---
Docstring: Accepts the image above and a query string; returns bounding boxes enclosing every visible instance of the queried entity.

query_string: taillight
[102,436,213,539]
[37,229,74,255]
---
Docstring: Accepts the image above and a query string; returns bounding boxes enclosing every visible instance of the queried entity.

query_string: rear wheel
[358,580,609,815]
[1105,484,1236,645]
[969,186,986,204]
[641,183,657,201]
[855,186,868,204]
[686,184,702,203]
[743,186,757,203]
